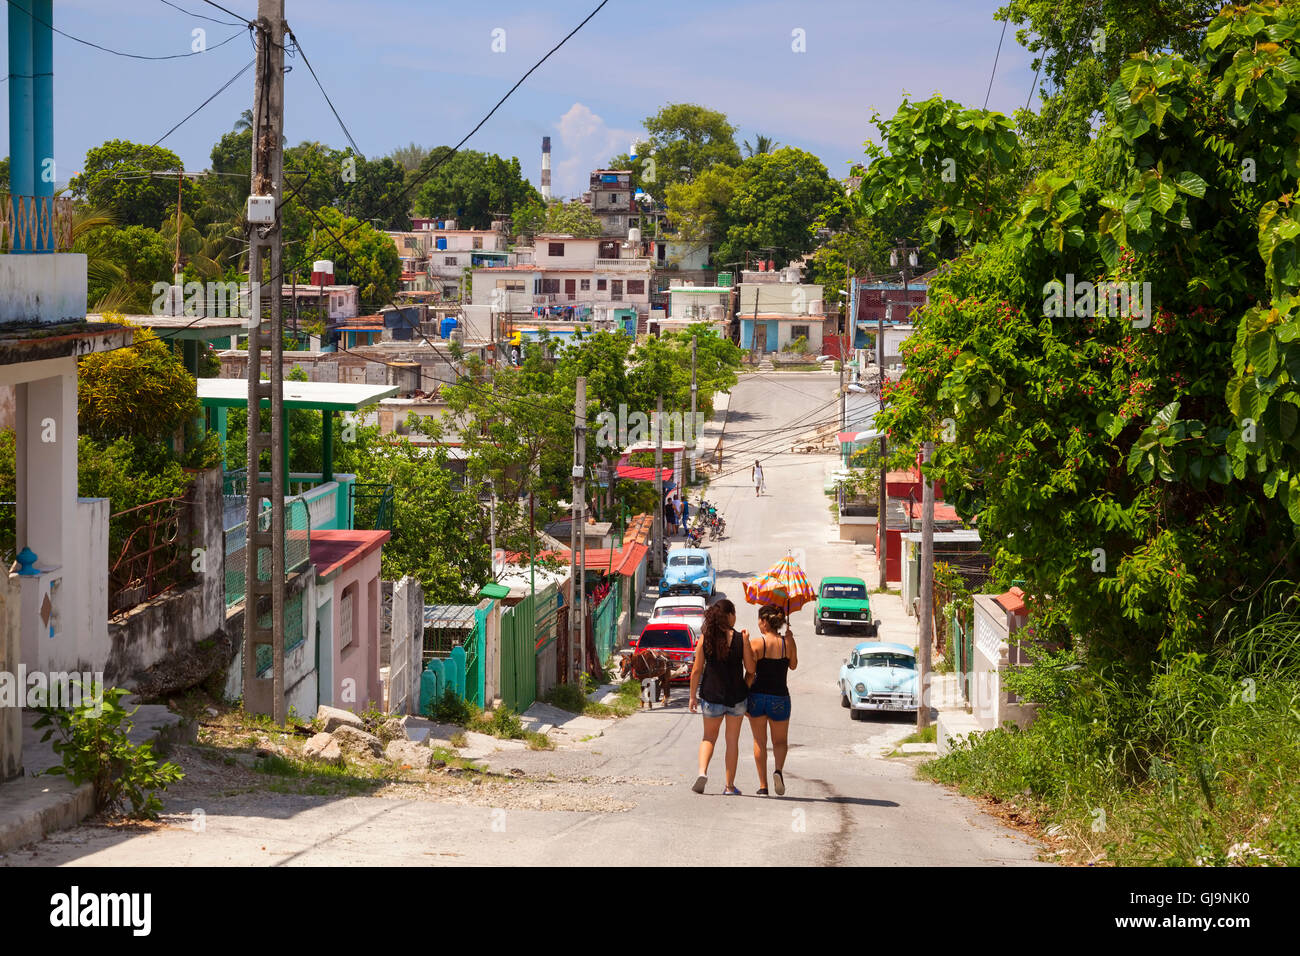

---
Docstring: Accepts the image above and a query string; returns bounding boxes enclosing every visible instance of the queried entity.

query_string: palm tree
[743,134,777,158]
[234,109,254,133]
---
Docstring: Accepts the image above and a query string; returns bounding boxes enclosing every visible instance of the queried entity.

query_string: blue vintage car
[659,548,716,597]
[839,641,919,718]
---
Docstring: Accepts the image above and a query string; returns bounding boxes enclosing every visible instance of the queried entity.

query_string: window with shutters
[597,279,607,291]
[612,280,623,297]
[580,279,590,291]
[627,280,645,295]
[340,584,356,650]
[548,242,565,257]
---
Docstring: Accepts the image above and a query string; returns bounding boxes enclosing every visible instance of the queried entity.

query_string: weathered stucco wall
[104,468,225,686]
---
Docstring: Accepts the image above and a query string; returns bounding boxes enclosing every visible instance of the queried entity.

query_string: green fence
[592,584,621,668]
[466,606,487,708]
[500,595,537,713]
[225,498,311,609]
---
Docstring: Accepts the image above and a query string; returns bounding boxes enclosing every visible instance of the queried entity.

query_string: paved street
[2,372,1043,866]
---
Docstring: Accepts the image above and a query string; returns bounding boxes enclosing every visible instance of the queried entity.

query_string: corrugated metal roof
[423,604,478,629]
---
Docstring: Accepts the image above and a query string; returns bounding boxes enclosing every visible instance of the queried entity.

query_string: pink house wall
[331,548,384,712]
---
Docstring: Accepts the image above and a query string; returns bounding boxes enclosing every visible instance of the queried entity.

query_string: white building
[390,220,513,300]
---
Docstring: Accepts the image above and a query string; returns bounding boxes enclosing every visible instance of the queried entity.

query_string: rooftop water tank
[445,219,457,230]
[628,226,642,244]
[440,316,458,339]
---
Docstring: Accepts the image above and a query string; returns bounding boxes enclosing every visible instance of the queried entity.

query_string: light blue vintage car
[659,548,715,597]
[839,641,918,718]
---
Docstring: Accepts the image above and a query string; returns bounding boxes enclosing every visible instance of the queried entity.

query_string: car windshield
[858,653,915,669]
[655,607,702,618]
[824,583,866,600]
[640,628,692,649]
[670,555,706,567]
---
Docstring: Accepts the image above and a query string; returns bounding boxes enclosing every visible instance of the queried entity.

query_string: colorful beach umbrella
[742,552,816,614]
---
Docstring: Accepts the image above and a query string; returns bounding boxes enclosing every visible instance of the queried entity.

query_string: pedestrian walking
[689,599,757,795]
[681,497,691,529]
[752,460,765,497]
[674,495,685,534]
[746,604,797,795]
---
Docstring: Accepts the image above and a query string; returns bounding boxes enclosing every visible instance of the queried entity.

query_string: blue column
[32,0,54,253]
[7,0,36,252]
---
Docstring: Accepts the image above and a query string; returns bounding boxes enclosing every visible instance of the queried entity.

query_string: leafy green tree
[300,207,401,309]
[74,225,172,312]
[79,327,199,442]
[873,4,1300,669]
[514,199,602,239]
[412,148,539,229]
[68,140,194,228]
[339,155,409,230]
[663,165,737,249]
[625,103,742,197]
[389,142,430,173]
[714,147,847,267]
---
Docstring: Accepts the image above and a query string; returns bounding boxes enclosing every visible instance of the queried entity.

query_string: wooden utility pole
[877,302,887,591]
[918,440,935,730]
[244,0,287,724]
[573,377,588,682]
[653,393,664,580]
[689,336,698,484]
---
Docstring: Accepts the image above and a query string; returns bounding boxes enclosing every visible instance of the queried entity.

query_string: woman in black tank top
[688,599,756,795]
[746,604,798,796]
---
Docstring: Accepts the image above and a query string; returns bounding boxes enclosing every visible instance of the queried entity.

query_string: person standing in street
[689,599,757,795]
[746,604,797,795]
[752,460,765,497]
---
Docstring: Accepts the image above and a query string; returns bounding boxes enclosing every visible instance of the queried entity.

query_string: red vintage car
[632,621,697,682]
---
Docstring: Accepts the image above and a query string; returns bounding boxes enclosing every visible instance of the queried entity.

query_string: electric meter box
[246,195,276,224]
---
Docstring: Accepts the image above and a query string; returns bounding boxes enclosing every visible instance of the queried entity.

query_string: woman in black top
[688,599,757,795]
[746,604,798,795]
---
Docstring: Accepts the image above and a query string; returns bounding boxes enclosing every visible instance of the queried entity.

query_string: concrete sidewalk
[0,699,192,855]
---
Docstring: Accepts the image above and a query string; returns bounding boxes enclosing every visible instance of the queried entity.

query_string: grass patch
[543,680,636,718]
[924,637,1300,866]
[900,726,937,745]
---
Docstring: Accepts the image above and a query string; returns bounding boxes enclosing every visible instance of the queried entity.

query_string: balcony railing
[0,193,75,252]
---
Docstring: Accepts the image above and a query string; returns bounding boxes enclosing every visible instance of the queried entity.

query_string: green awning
[478,582,510,600]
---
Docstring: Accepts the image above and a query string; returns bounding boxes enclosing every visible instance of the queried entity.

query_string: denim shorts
[747,692,791,721]
[700,699,746,718]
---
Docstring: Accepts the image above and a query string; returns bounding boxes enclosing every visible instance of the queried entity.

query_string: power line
[153,59,256,147]
[198,0,252,24]
[159,0,245,27]
[286,30,362,157]
[985,14,1009,110]
[282,0,611,270]
[4,0,248,60]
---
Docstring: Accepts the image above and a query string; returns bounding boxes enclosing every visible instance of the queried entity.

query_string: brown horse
[620,649,677,707]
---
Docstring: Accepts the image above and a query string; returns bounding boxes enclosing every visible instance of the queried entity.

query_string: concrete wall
[970,595,1037,731]
[0,572,22,781]
[0,253,88,325]
[104,469,225,685]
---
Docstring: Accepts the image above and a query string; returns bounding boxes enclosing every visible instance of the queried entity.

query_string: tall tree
[68,140,195,229]
[299,207,401,309]
[412,148,539,229]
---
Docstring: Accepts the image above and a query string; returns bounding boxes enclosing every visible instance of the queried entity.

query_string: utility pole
[573,377,587,683]
[243,0,287,725]
[653,393,664,581]
[689,335,698,484]
[877,301,887,592]
[918,440,935,730]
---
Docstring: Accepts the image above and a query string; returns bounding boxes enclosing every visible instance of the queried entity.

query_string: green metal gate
[466,605,487,707]
[500,595,537,713]
[593,584,621,667]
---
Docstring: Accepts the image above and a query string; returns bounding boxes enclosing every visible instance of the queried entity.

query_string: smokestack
[541,136,552,201]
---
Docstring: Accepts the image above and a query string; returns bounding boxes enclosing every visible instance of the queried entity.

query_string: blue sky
[3,0,1037,197]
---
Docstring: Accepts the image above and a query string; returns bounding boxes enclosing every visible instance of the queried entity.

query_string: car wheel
[840,690,849,708]
[815,621,824,635]
[849,708,862,721]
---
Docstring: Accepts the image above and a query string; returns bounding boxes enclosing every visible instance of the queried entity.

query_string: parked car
[839,641,919,718]
[651,595,707,637]
[633,621,697,681]
[659,548,716,597]
[815,576,879,635]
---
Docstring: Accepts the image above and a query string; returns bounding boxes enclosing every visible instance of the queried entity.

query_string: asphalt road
[2,371,1044,866]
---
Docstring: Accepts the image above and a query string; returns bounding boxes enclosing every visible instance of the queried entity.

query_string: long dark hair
[758,604,787,634]
[701,599,736,662]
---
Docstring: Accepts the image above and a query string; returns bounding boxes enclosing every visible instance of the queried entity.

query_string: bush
[33,685,184,820]
[429,687,476,726]
[544,683,588,714]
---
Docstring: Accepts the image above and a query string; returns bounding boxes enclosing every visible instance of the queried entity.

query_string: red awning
[616,458,674,482]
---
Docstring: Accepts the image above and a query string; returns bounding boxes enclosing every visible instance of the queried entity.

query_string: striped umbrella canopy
[742,552,816,614]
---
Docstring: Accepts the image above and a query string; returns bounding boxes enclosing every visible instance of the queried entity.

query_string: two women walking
[688,599,797,795]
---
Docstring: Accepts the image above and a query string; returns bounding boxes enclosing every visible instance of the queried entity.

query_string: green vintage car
[815,576,879,636]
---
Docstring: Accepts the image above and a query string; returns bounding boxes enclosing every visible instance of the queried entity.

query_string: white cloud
[551,103,641,199]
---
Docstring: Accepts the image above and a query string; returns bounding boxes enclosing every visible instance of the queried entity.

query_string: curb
[0,706,195,855]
